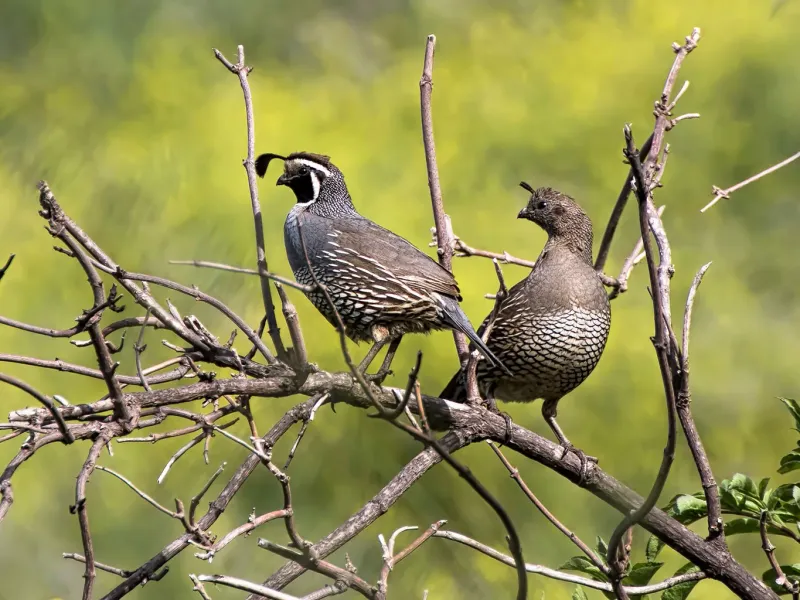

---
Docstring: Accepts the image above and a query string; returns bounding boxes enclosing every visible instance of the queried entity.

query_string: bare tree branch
[213,45,286,361]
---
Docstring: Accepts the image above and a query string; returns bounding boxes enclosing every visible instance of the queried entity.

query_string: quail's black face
[517,183,588,238]
[255,151,337,205]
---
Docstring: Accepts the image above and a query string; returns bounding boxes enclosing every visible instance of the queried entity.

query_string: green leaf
[646,535,665,563]
[662,563,702,600]
[761,564,800,594]
[672,495,708,522]
[572,587,589,600]
[729,473,761,500]
[724,517,762,536]
[559,556,608,582]
[624,561,663,587]
[778,452,800,475]
[596,535,609,559]
[759,477,771,500]
[779,397,800,431]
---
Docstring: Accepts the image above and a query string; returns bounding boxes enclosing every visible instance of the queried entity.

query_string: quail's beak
[517,207,530,219]
[276,173,289,187]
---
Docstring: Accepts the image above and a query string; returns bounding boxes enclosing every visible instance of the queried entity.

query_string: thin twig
[134,309,153,392]
[285,393,328,469]
[453,239,537,269]
[608,205,666,299]
[63,553,134,579]
[213,45,287,361]
[121,270,274,364]
[433,530,707,594]
[197,574,303,600]
[195,509,290,562]
[74,434,110,600]
[378,520,446,594]
[0,373,74,443]
[170,260,313,293]
[678,262,722,539]
[190,574,215,600]
[96,465,179,519]
[594,134,653,272]
[189,462,227,525]
[488,441,609,576]
[257,539,375,599]
[760,511,800,598]
[420,34,469,364]
[702,150,800,212]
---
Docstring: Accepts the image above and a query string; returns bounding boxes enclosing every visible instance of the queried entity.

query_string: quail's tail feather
[437,296,511,376]
[440,371,467,401]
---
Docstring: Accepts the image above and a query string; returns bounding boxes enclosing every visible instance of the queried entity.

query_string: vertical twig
[419,34,469,364]
[74,434,110,600]
[214,45,285,363]
[678,262,723,539]
[760,511,800,598]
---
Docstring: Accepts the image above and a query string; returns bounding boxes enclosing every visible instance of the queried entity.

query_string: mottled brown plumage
[442,185,610,462]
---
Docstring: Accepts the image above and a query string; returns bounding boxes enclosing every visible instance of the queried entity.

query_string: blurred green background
[2,0,800,598]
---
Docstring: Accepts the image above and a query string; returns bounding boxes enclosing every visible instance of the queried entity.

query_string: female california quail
[441,184,610,465]
[255,151,506,374]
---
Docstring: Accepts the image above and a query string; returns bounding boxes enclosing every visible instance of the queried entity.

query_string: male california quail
[442,184,610,465]
[255,151,506,374]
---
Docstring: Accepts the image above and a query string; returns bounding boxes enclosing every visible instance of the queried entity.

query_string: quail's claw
[365,368,394,384]
[483,398,513,445]
[558,442,597,485]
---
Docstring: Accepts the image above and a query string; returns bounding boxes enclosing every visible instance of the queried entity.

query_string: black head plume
[519,181,535,194]
[255,153,286,178]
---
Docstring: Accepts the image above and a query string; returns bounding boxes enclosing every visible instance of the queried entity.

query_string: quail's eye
[299,167,309,175]
[537,201,547,209]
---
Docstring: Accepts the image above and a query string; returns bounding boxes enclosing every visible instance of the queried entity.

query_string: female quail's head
[517,183,593,262]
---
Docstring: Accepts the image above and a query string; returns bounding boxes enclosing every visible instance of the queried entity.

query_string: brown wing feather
[329,218,462,300]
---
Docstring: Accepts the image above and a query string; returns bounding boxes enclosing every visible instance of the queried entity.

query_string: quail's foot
[557,442,598,485]
[483,397,514,445]
[365,368,394,385]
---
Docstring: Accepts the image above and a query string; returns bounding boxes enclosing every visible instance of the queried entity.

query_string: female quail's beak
[518,206,530,219]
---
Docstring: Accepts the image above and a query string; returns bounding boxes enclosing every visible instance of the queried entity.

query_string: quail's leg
[358,338,389,374]
[542,398,597,484]
[368,336,402,384]
[483,393,514,446]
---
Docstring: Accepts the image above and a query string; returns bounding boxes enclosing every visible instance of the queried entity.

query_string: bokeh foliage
[1,1,800,598]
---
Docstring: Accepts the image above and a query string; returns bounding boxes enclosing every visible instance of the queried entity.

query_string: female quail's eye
[299,167,309,175]
[537,201,547,209]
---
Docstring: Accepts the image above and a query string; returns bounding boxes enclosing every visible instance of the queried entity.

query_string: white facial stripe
[309,171,321,201]
[294,158,332,177]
